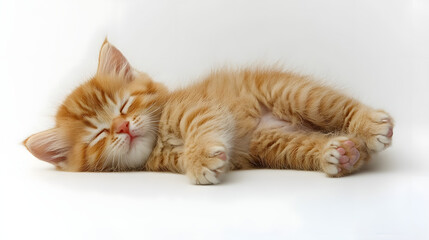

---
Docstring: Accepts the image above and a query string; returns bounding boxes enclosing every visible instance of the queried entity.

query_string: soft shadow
[356,149,406,175]
[33,148,405,196]
[34,167,188,197]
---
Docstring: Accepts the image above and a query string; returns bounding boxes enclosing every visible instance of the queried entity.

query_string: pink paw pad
[213,151,227,161]
[386,127,393,138]
[335,140,360,171]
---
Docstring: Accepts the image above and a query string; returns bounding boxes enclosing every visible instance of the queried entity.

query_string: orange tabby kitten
[24,40,394,184]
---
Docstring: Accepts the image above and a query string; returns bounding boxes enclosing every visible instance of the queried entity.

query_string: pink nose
[113,117,130,134]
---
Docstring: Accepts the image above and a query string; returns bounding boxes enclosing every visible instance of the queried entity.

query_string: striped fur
[24,40,394,184]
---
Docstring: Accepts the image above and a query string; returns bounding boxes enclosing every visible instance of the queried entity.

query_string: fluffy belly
[256,112,300,132]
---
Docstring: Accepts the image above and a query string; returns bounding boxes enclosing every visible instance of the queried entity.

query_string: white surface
[1,0,428,239]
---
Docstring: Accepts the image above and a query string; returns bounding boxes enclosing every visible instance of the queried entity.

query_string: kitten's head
[24,40,168,171]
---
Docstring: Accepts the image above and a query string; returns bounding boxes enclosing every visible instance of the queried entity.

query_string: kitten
[24,40,394,184]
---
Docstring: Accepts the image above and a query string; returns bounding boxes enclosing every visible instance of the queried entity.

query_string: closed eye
[120,96,135,115]
[120,99,129,114]
[92,129,109,142]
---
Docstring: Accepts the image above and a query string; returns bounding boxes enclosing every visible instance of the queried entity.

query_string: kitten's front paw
[185,147,229,185]
[321,137,366,177]
[362,111,394,152]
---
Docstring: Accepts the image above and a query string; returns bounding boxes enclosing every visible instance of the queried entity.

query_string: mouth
[118,132,137,146]
[124,134,136,152]
[127,133,137,143]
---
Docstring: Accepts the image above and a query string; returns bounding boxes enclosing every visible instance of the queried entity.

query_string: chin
[111,135,156,171]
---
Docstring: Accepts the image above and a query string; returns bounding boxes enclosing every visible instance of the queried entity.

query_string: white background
[1,0,428,239]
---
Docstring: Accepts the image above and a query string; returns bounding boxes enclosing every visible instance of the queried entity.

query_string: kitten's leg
[249,128,370,176]
[252,72,394,152]
[177,103,235,185]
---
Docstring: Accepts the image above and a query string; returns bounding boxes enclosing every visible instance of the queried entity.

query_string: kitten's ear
[23,128,70,165]
[97,39,134,81]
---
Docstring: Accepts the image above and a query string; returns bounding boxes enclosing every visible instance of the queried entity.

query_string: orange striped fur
[24,40,394,184]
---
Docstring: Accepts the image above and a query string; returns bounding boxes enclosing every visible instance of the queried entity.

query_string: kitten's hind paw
[363,111,394,152]
[321,137,368,177]
[185,147,229,185]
